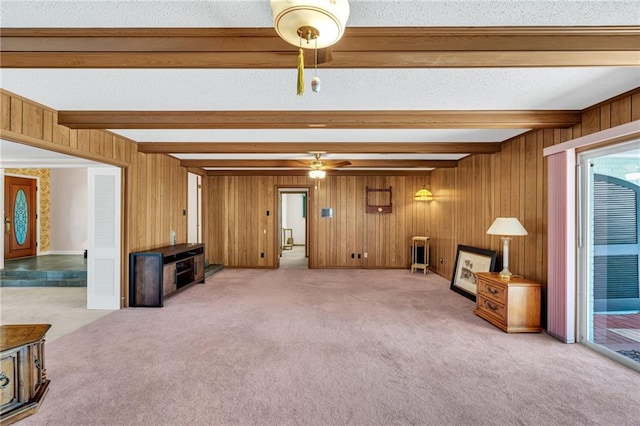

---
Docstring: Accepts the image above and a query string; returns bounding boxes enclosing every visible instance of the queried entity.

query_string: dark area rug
[617,349,640,363]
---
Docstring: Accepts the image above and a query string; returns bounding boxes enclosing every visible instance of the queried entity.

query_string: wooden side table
[410,236,430,274]
[1,324,51,425]
[474,272,541,333]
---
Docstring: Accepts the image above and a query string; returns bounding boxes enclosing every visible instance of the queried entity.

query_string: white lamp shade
[486,217,528,236]
[271,0,350,49]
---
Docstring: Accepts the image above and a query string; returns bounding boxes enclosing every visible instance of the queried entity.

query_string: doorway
[4,175,37,259]
[278,188,309,269]
[1,141,122,312]
[577,140,640,371]
[187,172,202,244]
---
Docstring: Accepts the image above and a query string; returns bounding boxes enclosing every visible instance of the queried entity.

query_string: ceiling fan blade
[323,160,352,168]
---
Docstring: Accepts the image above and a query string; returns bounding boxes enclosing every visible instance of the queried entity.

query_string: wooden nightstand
[474,272,542,333]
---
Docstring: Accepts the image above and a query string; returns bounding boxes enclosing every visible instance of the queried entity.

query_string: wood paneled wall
[3,87,638,304]
[1,89,188,306]
[429,88,640,289]
[127,152,188,251]
[1,91,136,166]
[205,175,431,268]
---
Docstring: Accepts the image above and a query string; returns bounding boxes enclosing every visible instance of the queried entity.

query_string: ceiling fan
[298,152,351,178]
[270,0,350,94]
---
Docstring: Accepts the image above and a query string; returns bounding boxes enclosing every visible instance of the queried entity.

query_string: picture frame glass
[450,245,497,301]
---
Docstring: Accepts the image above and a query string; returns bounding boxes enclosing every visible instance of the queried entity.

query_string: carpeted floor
[18,269,640,426]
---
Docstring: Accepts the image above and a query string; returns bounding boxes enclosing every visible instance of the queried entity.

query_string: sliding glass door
[577,140,640,371]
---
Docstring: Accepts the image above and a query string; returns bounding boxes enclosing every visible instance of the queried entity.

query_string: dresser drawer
[0,352,19,413]
[476,294,507,323]
[477,279,506,303]
[475,273,541,333]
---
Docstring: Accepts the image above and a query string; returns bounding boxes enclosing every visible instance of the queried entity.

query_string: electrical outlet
[261,252,265,258]
[351,253,355,259]
[364,252,368,258]
[440,257,444,264]
[358,253,361,259]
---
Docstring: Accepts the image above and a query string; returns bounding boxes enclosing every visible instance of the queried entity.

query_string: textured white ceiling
[2,68,638,112]
[1,1,639,168]
[112,129,526,143]
[2,1,639,27]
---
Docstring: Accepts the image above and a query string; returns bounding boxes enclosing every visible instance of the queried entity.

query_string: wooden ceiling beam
[2,26,638,68]
[3,51,637,68]
[179,159,458,168]
[58,110,580,129]
[138,142,501,154]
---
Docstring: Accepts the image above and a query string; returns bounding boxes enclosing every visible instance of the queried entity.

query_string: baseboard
[46,250,85,255]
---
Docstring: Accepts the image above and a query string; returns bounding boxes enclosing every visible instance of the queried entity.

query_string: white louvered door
[87,167,121,310]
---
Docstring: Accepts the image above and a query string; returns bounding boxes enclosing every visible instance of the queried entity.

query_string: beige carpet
[16,269,640,426]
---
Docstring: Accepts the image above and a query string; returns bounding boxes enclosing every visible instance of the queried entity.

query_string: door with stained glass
[3,175,37,259]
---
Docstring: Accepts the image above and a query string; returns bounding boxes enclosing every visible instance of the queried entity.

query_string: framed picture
[450,245,497,302]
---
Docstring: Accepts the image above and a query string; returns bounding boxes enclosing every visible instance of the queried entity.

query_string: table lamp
[486,217,528,280]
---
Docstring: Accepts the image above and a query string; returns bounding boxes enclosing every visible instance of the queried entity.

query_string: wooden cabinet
[129,243,205,307]
[1,324,50,425]
[474,272,542,333]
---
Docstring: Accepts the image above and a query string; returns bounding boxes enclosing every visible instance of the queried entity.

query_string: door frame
[1,150,124,310]
[276,186,313,268]
[187,172,203,244]
[543,120,640,345]
[3,173,40,259]
[576,139,640,372]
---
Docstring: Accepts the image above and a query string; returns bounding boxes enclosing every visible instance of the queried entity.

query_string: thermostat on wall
[321,208,333,218]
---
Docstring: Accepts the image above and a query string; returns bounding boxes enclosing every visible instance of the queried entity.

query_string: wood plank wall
[205,175,431,268]
[0,89,188,306]
[127,152,188,251]
[429,87,640,292]
[3,87,638,303]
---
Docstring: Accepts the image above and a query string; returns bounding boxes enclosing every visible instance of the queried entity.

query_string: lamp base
[498,268,512,280]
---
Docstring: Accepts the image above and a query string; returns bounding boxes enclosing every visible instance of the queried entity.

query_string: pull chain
[311,38,321,93]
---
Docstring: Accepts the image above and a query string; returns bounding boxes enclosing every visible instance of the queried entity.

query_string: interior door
[277,191,282,265]
[3,176,37,259]
[87,167,121,310]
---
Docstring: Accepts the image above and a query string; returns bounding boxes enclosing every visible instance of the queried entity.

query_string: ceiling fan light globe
[271,0,350,49]
[309,169,327,179]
